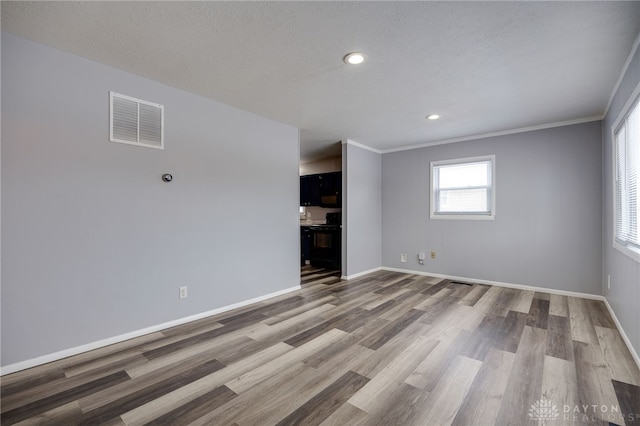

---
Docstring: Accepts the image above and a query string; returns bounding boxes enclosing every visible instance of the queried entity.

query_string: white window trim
[611,81,640,263]
[430,155,496,220]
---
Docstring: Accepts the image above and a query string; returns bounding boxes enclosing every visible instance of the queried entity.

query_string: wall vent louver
[110,91,164,150]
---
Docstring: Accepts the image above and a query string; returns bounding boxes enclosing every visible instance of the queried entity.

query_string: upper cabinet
[300,171,341,207]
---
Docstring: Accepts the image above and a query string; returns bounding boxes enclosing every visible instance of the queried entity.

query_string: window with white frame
[430,155,495,220]
[613,91,640,261]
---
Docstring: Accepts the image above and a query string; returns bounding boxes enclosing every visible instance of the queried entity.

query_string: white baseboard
[341,267,383,280]
[381,267,604,299]
[601,298,640,371]
[1,285,301,376]
[382,266,640,370]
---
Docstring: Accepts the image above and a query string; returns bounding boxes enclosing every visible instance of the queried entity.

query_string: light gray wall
[342,142,381,277]
[602,43,640,357]
[1,33,300,367]
[382,121,603,294]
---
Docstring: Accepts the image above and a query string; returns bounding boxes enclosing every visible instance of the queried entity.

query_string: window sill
[613,241,640,263]
[430,214,495,221]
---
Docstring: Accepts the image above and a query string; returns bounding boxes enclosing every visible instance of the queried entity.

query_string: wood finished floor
[2,267,640,425]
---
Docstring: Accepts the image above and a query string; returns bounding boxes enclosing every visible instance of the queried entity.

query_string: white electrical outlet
[400,253,408,263]
[418,253,425,265]
[179,286,188,299]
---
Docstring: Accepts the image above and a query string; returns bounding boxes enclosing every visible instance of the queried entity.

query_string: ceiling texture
[3,1,640,162]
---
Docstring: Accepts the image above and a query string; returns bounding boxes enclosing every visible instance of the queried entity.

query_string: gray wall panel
[382,121,603,293]
[343,143,382,277]
[1,34,300,367]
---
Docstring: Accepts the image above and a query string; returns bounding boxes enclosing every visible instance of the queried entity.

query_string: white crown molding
[342,139,382,154]
[380,115,603,154]
[341,116,603,156]
[603,30,640,118]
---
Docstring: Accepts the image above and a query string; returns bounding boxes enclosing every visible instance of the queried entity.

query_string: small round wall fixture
[162,173,173,182]
[343,52,366,65]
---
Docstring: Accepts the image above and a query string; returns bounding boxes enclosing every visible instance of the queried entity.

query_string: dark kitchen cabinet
[300,172,341,207]
[300,175,321,206]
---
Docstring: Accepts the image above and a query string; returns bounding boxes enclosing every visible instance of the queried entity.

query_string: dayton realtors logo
[528,397,635,424]
[528,399,560,422]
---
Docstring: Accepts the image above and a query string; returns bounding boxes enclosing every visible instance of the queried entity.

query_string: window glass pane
[614,93,640,255]
[438,162,489,188]
[431,156,494,219]
[628,103,639,246]
[438,188,488,212]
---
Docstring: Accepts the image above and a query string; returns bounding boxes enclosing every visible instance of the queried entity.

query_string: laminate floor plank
[144,385,238,426]
[495,310,528,353]
[274,370,369,426]
[612,380,640,426]
[568,296,599,344]
[409,355,483,426]
[10,400,83,426]
[452,348,516,426]
[262,295,337,325]
[549,293,570,317]
[491,287,518,316]
[507,289,535,314]
[494,326,547,426]
[194,343,372,426]
[546,314,574,362]
[117,342,294,426]
[348,335,438,412]
[404,326,468,391]
[458,284,491,306]
[574,341,624,424]
[540,355,579,426]
[76,360,225,425]
[3,268,640,426]
[596,326,640,386]
[227,328,347,394]
[318,403,369,426]
[1,370,131,425]
[526,297,550,329]
[366,382,429,425]
[359,308,425,350]
[459,312,506,361]
[586,299,617,329]
[128,331,260,379]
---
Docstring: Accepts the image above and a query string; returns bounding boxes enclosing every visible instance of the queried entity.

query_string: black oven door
[309,227,341,270]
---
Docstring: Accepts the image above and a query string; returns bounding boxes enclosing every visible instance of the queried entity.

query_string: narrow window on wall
[613,91,640,261]
[430,155,495,220]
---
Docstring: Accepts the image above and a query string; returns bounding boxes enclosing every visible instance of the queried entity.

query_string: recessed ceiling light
[343,52,366,65]
[426,114,440,120]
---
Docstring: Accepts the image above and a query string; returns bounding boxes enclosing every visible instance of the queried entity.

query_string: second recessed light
[344,52,366,65]
[426,114,440,120]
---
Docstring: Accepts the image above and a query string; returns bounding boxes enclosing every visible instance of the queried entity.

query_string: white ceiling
[3,1,640,162]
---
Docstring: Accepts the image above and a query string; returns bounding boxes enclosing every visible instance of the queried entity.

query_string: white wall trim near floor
[602,297,640,371]
[380,266,640,370]
[0,285,301,376]
[341,267,383,281]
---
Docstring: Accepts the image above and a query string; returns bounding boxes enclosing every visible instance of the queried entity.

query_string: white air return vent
[110,91,164,150]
